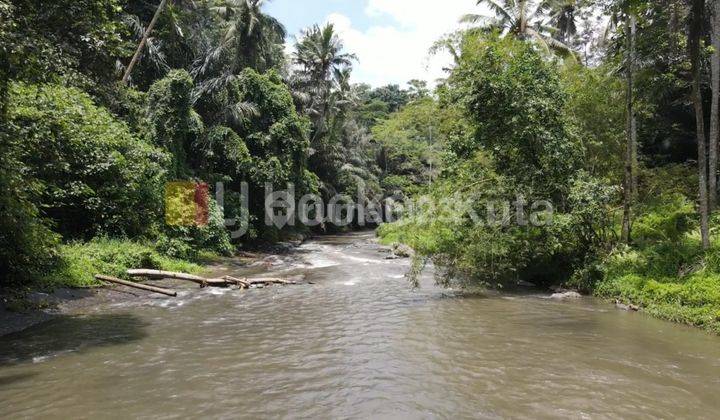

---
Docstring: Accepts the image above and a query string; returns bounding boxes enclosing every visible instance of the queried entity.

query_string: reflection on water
[1,232,719,418]
[0,314,148,366]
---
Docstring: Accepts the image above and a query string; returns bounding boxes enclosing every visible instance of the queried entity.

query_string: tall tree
[0,0,9,115]
[689,0,710,249]
[621,13,637,244]
[710,0,720,208]
[211,0,286,73]
[543,0,581,42]
[293,23,356,144]
[461,0,576,57]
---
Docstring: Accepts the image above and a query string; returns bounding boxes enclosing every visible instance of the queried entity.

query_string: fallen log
[223,276,251,288]
[127,269,206,283]
[95,275,177,297]
[249,278,295,285]
[127,269,297,288]
[127,269,228,287]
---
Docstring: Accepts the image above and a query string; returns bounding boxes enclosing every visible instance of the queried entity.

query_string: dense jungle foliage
[0,0,719,332]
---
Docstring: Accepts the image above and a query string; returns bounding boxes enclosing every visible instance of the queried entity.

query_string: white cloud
[323,1,483,87]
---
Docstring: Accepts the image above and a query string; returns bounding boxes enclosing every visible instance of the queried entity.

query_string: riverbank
[0,287,141,337]
[6,228,719,339]
[0,233,313,337]
[0,237,216,336]
[3,231,720,418]
[377,191,720,335]
[593,252,720,335]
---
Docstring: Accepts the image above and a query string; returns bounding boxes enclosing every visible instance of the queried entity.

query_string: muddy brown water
[1,232,720,418]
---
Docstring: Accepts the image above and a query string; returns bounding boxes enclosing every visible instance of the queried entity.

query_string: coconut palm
[294,24,356,88]
[209,0,286,74]
[543,0,581,42]
[291,23,361,188]
[121,0,199,85]
[292,24,356,138]
[191,0,284,121]
[461,0,576,57]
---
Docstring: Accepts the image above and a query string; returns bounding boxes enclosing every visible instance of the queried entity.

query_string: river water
[1,232,720,418]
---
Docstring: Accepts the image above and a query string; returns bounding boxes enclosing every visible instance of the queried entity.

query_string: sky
[265,0,485,88]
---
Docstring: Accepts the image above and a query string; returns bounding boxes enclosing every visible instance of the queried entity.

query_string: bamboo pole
[121,0,169,85]
[96,275,177,297]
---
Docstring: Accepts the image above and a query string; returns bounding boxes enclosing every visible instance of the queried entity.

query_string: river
[1,232,720,418]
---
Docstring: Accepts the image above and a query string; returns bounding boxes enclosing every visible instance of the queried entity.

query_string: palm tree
[291,24,358,186]
[293,24,356,141]
[603,1,642,243]
[543,0,582,42]
[294,24,356,88]
[621,13,637,244]
[210,0,286,73]
[461,0,575,57]
[191,0,284,120]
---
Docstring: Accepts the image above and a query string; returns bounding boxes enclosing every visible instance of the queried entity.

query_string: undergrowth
[41,238,206,288]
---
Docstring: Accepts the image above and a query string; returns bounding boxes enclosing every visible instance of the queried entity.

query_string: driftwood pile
[95,269,297,297]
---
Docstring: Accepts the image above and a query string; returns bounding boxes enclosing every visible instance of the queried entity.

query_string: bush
[46,238,203,288]
[592,188,720,333]
[7,82,169,239]
[158,198,234,260]
[147,70,204,178]
[0,128,60,287]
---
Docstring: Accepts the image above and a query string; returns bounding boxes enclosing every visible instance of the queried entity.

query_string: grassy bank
[589,192,720,334]
[40,239,207,289]
[596,271,720,334]
[593,235,720,334]
[377,191,720,334]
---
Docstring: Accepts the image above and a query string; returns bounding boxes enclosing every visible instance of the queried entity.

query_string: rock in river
[550,291,583,300]
[392,243,415,258]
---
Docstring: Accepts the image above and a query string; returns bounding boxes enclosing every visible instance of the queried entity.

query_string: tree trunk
[0,24,8,117]
[96,275,177,297]
[690,0,710,249]
[126,269,229,287]
[629,14,640,202]
[121,0,169,85]
[621,14,637,244]
[710,0,720,209]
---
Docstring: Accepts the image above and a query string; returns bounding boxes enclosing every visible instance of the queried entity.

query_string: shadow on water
[0,372,39,387]
[0,314,148,367]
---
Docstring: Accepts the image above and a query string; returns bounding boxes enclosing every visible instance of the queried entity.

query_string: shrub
[147,70,204,178]
[158,198,233,260]
[632,193,695,244]
[0,127,60,287]
[46,239,203,288]
[592,188,720,333]
[7,82,169,239]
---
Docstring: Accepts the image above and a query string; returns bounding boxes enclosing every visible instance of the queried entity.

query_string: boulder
[392,243,415,258]
[516,280,536,288]
[550,291,582,300]
[615,300,640,311]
